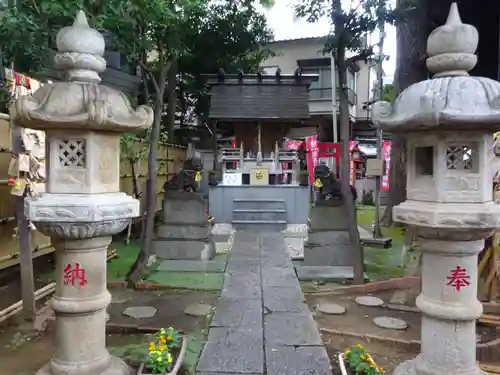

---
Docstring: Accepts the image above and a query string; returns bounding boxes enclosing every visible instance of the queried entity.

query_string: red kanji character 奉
[446,265,470,292]
[63,263,87,287]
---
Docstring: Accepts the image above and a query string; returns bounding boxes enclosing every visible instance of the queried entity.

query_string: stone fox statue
[164,156,203,192]
[314,164,357,201]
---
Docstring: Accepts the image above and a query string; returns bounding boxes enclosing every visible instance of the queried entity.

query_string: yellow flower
[356,344,363,349]
[379,368,385,373]
[149,343,156,351]
[167,353,173,363]
[370,364,376,368]
[159,336,166,344]
[360,355,366,360]
[159,345,167,352]
[345,349,350,354]
[166,335,173,341]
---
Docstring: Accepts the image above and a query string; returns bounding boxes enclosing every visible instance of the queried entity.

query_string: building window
[347,69,356,91]
[261,66,278,75]
[302,67,332,99]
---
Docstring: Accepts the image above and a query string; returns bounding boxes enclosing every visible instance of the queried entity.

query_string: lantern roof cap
[12,11,154,133]
[372,3,500,133]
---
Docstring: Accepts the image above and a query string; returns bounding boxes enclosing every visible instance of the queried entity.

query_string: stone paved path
[196,231,333,375]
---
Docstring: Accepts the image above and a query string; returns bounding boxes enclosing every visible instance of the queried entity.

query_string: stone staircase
[231,198,287,231]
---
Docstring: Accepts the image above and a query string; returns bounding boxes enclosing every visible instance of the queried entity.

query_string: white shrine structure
[12,12,153,375]
[373,3,500,375]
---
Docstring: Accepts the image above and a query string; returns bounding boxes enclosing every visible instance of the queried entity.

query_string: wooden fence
[0,115,187,269]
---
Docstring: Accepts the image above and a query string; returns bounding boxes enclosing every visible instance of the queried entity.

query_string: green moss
[146,271,225,291]
[107,240,141,281]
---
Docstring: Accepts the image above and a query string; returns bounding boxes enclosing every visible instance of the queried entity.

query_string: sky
[259,0,397,82]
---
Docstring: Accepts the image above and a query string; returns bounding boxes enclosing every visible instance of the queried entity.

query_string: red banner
[306,135,319,185]
[381,141,392,191]
[349,141,357,186]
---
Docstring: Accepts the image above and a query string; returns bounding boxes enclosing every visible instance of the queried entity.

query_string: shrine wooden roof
[204,73,318,122]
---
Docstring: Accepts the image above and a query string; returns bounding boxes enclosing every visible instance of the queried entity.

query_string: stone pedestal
[152,191,215,260]
[303,200,355,267]
[392,235,486,375]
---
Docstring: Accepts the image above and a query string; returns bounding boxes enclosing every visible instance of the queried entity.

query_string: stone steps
[232,208,287,222]
[232,220,287,232]
[232,198,286,210]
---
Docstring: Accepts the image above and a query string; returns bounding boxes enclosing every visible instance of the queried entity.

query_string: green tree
[381,84,395,102]
[295,0,405,284]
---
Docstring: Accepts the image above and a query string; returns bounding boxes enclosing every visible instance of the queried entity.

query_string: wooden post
[11,121,35,320]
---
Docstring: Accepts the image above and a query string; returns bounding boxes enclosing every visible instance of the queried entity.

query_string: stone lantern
[372,3,500,375]
[12,12,153,375]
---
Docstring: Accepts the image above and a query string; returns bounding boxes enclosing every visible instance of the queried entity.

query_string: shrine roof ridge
[202,73,318,86]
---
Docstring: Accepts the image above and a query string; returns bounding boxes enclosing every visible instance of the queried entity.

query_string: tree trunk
[381,0,430,226]
[334,0,364,284]
[130,160,139,198]
[165,60,177,140]
[127,61,172,286]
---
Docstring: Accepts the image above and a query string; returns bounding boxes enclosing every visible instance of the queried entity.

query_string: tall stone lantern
[12,12,153,375]
[373,3,500,375]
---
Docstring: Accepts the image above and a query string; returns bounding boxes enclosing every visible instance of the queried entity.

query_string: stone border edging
[306,277,421,296]
[107,280,221,291]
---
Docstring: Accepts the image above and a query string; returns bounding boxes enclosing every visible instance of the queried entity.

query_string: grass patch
[146,271,224,291]
[108,240,141,281]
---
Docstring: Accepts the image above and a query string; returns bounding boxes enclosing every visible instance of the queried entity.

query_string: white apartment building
[261,37,379,141]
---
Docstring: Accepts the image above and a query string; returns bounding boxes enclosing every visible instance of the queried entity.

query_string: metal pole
[373,20,385,239]
[331,53,338,143]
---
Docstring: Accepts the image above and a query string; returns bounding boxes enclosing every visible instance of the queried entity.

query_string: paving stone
[221,272,261,300]
[263,287,306,313]
[261,252,293,268]
[265,310,323,346]
[316,302,346,315]
[211,297,262,328]
[266,346,333,375]
[355,296,385,307]
[157,260,226,273]
[373,316,408,330]
[196,327,264,374]
[295,265,358,281]
[262,266,299,287]
[184,303,214,317]
[122,306,157,319]
[226,258,261,275]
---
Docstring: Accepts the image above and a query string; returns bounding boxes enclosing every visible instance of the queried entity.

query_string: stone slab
[355,296,384,307]
[316,302,346,315]
[262,266,299,288]
[264,310,323,346]
[152,239,215,260]
[266,346,333,375]
[211,297,262,328]
[306,230,351,246]
[122,306,157,319]
[221,272,261,300]
[184,303,214,317]
[226,258,261,275]
[295,266,362,281]
[261,252,292,268]
[157,260,226,273]
[156,224,211,240]
[303,244,356,267]
[196,327,264,374]
[373,316,408,330]
[263,287,306,313]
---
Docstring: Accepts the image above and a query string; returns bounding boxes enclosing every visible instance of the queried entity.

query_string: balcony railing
[310,87,357,105]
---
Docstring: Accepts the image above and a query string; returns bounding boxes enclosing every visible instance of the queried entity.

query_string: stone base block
[156,224,211,240]
[309,205,349,231]
[303,244,355,267]
[295,265,358,281]
[152,239,215,260]
[36,355,132,375]
[391,356,486,375]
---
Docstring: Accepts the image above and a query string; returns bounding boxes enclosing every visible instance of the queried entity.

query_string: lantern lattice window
[446,144,475,171]
[58,139,86,168]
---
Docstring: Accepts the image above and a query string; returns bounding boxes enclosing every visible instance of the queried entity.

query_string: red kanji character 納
[63,263,87,287]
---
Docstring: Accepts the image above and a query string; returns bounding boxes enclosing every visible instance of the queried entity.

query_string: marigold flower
[166,335,173,341]
[159,345,167,351]
[149,343,155,351]
[345,349,350,354]
[159,336,166,344]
